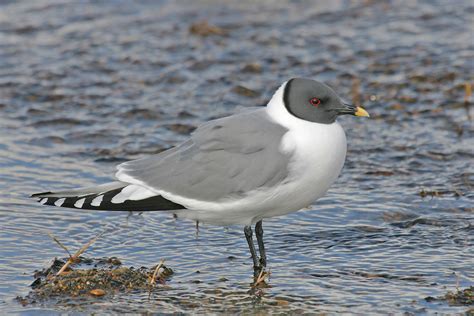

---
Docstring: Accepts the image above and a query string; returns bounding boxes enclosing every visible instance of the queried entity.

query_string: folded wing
[116,108,292,202]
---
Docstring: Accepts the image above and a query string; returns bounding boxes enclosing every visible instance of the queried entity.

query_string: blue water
[0,0,473,314]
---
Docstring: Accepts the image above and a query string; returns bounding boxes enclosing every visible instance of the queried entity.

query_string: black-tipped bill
[338,103,370,117]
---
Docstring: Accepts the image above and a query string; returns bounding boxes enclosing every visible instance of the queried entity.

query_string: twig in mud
[55,230,106,276]
[253,269,270,288]
[47,232,72,257]
[150,259,165,287]
[148,259,166,298]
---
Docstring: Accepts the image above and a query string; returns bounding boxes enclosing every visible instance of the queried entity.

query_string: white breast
[261,120,347,218]
[172,82,347,225]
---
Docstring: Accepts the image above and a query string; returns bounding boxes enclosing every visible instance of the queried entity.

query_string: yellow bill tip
[355,106,370,117]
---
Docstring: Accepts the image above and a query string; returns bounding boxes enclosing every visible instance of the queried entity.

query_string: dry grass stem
[150,259,165,287]
[253,269,270,288]
[56,231,105,276]
[47,232,72,257]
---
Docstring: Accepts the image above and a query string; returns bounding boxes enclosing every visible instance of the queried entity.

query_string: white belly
[172,121,347,226]
[257,121,347,219]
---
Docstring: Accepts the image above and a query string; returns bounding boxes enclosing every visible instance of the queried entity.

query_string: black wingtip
[30,191,53,198]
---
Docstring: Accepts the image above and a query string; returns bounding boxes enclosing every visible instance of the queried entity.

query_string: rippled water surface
[1,0,473,314]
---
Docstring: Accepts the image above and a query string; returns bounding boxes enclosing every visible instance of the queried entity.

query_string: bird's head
[282,78,369,124]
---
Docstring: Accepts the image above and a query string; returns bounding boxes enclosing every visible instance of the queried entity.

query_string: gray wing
[116,108,291,202]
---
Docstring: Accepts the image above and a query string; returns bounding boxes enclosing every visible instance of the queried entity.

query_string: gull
[32,78,369,275]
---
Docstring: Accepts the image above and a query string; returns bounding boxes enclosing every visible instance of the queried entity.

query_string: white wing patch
[91,195,104,206]
[111,185,156,204]
[54,198,65,207]
[74,198,85,208]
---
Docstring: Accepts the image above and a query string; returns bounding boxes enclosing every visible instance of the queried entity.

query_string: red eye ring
[309,97,321,106]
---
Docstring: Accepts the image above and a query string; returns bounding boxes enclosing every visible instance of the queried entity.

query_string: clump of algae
[16,232,172,305]
[17,256,172,305]
[425,286,473,306]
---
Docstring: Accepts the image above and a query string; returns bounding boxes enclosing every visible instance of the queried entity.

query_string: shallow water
[0,0,473,314]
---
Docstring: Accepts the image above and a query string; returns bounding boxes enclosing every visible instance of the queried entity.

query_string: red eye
[309,97,321,106]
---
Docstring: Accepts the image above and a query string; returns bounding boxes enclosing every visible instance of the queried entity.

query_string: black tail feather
[32,186,185,212]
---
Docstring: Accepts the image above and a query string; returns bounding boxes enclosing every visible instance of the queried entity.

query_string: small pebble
[189,21,226,36]
[276,299,289,306]
[89,289,106,297]
[242,63,262,73]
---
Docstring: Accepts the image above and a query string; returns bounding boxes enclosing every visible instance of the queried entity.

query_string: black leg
[244,225,259,270]
[255,220,267,268]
